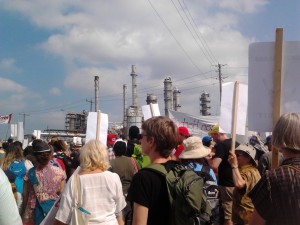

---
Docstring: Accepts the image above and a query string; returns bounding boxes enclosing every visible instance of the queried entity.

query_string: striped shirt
[248,158,300,225]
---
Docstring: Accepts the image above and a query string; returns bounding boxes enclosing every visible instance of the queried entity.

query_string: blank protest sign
[248,41,300,132]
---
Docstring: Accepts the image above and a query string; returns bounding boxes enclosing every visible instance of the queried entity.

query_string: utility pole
[19,113,30,132]
[86,99,94,112]
[215,63,226,104]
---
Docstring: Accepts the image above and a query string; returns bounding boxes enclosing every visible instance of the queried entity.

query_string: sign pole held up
[96,110,101,141]
[230,81,239,153]
[271,28,283,169]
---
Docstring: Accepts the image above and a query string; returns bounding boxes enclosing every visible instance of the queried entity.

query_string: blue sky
[0,0,299,139]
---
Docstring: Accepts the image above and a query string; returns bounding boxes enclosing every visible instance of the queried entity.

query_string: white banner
[168,110,219,137]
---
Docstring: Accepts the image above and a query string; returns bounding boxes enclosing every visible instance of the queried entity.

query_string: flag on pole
[0,114,12,124]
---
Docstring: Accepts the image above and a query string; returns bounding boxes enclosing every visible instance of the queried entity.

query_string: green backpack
[145,162,212,225]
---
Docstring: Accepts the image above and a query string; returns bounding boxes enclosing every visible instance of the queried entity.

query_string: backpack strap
[142,163,168,176]
[199,165,214,182]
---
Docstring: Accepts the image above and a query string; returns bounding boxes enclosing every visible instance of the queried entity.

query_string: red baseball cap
[107,133,117,146]
[178,126,190,137]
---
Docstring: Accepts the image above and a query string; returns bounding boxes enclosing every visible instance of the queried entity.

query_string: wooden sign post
[230,81,239,153]
[96,110,101,141]
[271,28,283,169]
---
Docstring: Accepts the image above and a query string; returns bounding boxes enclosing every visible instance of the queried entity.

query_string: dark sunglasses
[137,133,149,140]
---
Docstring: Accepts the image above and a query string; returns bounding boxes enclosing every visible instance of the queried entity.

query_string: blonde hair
[272,113,300,151]
[79,139,110,171]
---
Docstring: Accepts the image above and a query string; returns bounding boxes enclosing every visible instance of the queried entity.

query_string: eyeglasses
[137,133,149,140]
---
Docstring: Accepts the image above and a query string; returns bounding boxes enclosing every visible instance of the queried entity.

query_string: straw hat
[179,136,211,159]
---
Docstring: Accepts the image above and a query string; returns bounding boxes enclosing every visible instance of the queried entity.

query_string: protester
[54,139,126,225]
[53,140,73,180]
[110,140,140,224]
[180,136,217,183]
[249,112,300,225]
[172,126,190,160]
[1,142,27,211]
[21,140,66,225]
[206,124,239,225]
[126,125,140,157]
[127,116,178,225]
[107,133,117,160]
[110,140,140,194]
[0,168,22,225]
[228,144,261,225]
[257,135,284,176]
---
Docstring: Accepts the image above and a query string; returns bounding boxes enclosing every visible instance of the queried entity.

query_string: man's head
[113,140,127,156]
[129,126,140,140]
[140,116,177,158]
[208,124,227,143]
[177,126,190,144]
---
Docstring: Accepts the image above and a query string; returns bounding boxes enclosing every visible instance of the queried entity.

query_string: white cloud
[0,58,21,73]
[0,77,27,93]
[0,0,271,134]
[49,87,61,96]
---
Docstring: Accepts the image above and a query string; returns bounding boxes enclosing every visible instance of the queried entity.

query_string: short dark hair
[142,116,177,158]
[113,141,127,156]
[129,126,140,139]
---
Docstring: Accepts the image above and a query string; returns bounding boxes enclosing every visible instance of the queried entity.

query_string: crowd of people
[0,112,299,225]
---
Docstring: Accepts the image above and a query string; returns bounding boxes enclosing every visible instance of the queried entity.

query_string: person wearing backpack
[126,116,178,225]
[1,142,27,212]
[179,136,220,225]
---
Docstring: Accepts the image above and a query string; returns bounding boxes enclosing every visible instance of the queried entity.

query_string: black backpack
[194,165,220,225]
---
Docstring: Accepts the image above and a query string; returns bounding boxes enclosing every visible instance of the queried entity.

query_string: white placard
[219,82,248,135]
[17,122,24,142]
[86,112,108,145]
[141,103,160,120]
[33,130,41,139]
[248,41,300,131]
[11,124,17,138]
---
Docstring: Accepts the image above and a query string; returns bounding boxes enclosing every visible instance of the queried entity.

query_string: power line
[147,0,203,72]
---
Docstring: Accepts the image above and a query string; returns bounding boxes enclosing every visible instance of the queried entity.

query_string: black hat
[33,141,51,153]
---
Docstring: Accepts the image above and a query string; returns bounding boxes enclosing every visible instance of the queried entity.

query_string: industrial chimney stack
[164,77,173,117]
[130,65,138,107]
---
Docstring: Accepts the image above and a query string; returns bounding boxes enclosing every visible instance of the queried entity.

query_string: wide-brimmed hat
[179,136,211,159]
[235,143,257,166]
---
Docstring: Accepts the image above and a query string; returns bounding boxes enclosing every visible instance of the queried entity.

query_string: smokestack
[164,77,173,117]
[94,76,99,111]
[130,65,138,106]
[173,87,181,111]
